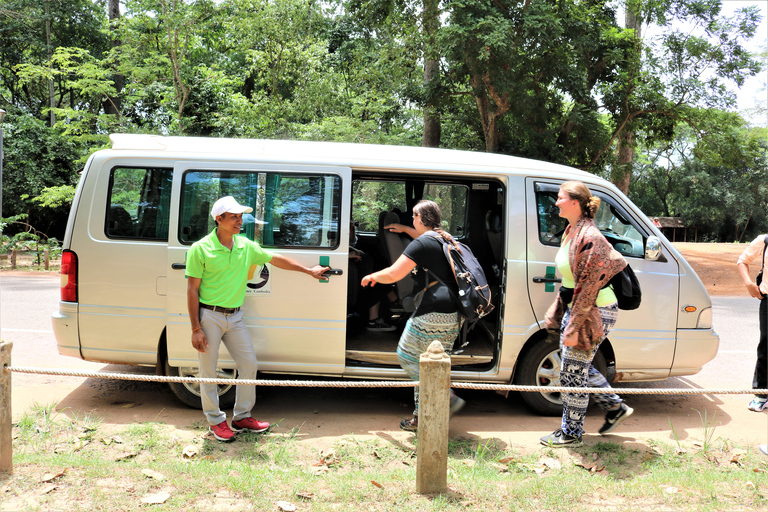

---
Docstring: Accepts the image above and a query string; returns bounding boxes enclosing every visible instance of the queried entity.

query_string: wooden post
[9,249,15,269]
[44,247,50,270]
[0,341,13,473]
[416,340,450,494]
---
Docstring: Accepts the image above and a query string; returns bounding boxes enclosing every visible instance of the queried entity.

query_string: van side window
[106,167,173,240]
[535,186,645,258]
[180,170,341,249]
[352,180,469,235]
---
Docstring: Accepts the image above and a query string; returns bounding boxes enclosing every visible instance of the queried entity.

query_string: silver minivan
[52,134,719,415]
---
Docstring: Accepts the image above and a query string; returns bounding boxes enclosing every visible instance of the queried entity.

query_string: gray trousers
[198,308,258,425]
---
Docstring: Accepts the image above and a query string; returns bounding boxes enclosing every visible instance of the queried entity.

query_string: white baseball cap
[210,196,253,219]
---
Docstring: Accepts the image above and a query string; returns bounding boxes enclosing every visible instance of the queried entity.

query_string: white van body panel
[71,155,168,365]
[165,160,352,375]
[51,135,719,412]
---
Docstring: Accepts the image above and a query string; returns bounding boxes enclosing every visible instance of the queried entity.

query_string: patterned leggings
[560,303,622,437]
[397,311,461,417]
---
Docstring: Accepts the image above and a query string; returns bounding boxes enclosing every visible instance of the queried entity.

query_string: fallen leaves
[115,450,139,462]
[142,469,165,481]
[311,448,341,474]
[41,469,67,483]
[573,454,607,475]
[276,500,296,511]
[140,491,171,505]
[182,445,199,459]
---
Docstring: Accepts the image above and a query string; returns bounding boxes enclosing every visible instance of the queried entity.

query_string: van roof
[108,134,596,181]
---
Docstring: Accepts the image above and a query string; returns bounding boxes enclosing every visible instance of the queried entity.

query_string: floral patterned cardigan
[544,216,627,351]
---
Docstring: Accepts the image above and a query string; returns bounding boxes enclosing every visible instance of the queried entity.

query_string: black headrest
[485,211,502,232]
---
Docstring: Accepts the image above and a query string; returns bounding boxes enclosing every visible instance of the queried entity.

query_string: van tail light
[61,250,78,302]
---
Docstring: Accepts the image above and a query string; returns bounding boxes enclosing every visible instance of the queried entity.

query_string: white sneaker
[747,397,767,412]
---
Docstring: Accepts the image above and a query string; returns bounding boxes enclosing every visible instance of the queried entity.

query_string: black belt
[200,303,240,314]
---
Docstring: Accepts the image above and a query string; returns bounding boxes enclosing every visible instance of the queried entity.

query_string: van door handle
[532,276,561,283]
[171,263,186,270]
[322,268,343,277]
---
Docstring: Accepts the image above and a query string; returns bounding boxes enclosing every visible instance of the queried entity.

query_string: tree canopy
[0,0,765,242]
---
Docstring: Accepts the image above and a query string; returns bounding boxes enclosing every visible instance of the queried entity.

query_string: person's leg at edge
[221,310,258,422]
[589,304,622,412]
[560,343,592,439]
[753,297,767,399]
[198,308,227,426]
[396,312,461,419]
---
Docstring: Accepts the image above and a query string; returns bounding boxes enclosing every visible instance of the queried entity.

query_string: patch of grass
[7,403,768,511]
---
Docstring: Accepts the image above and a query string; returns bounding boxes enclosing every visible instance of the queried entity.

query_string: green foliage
[30,186,77,210]
[0,0,765,240]
[629,118,768,242]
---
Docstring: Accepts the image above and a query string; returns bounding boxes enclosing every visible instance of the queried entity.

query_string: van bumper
[52,302,81,359]
[670,328,720,376]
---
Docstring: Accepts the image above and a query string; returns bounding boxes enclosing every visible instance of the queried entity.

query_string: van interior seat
[108,204,135,237]
[378,210,413,301]
[485,210,503,267]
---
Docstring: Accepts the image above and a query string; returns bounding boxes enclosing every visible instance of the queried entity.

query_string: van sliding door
[166,162,351,376]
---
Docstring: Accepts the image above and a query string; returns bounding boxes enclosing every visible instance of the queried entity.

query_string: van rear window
[106,167,173,240]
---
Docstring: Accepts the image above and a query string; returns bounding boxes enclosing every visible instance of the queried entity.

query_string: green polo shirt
[185,228,274,308]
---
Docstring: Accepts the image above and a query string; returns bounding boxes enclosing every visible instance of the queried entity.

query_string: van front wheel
[514,341,607,416]
[164,360,237,410]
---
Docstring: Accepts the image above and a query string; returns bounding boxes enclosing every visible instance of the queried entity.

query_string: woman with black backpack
[361,200,466,431]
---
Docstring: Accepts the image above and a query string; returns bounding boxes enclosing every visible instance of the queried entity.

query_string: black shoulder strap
[761,234,768,274]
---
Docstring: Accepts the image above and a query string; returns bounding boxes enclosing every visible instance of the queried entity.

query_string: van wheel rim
[178,367,235,397]
[536,349,563,405]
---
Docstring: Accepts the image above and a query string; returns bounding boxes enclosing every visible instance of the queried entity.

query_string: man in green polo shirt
[186,196,328,442]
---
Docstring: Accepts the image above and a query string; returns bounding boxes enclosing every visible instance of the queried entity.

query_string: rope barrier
[4,365,767,395]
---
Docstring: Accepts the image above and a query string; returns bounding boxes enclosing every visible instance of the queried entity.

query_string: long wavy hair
[413,199,461,251]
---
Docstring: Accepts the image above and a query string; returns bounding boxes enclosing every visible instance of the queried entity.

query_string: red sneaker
[231,417,270,433]
[209,420,235,442]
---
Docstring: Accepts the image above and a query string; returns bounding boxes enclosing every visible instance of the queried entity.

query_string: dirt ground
[673,242,751,297]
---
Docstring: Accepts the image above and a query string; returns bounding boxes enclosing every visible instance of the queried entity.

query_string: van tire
[164,360,237,410]
[514,341,608,416]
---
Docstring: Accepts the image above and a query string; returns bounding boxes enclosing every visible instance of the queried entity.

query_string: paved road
[1,273,766,450]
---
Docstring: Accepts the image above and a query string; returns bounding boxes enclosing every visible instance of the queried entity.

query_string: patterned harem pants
[560,303,622,437]
[397,311,461,417]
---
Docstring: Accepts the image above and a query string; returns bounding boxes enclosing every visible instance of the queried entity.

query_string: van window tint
[180,171,341,248]
[106,167,173,240]
[352,180,468,235]
[535,187,645,258]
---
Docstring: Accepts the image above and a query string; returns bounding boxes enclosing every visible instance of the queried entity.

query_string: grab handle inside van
[171,263,186,270]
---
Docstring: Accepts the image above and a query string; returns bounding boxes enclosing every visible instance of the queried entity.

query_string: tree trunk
[471,76,498,153]
[45,0,55,127]
[613,3,642,194]
[104,0,124,118]
[422,59,441,147]
[614,129,633,195]
[422,0,441,148]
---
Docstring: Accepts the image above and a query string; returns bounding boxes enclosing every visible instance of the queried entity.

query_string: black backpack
[605,263,642,310]
[426,233,494,348]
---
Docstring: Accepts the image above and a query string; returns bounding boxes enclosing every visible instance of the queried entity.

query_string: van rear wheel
[164,360,237,409]
[514,340,607,416]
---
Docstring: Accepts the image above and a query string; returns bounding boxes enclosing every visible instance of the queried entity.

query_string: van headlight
[697,307,713,329]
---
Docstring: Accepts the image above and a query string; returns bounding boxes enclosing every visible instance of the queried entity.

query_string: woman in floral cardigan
[540,181,634,447]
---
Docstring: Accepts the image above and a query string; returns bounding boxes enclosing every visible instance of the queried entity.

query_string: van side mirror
[645,236,662,261]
